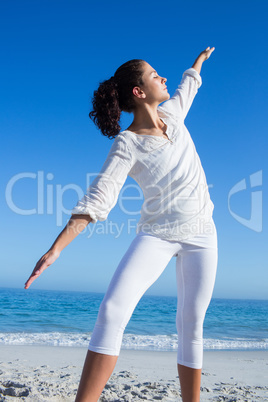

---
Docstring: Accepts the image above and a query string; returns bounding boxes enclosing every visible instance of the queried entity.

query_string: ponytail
[89,59,145,139]
[89,77,121,139]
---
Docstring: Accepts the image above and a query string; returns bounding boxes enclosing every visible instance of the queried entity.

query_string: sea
[0,288,267,351]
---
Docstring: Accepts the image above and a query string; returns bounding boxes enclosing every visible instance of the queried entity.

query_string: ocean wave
[0,332,267,351]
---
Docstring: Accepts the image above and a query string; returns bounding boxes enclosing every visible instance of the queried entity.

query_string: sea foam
[0,332,267,351]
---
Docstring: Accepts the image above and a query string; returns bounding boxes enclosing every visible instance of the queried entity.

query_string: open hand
[24,249,60,289]
[200,46,215,60]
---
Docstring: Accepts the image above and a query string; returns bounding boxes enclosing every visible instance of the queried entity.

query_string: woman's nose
[162,77,167,83]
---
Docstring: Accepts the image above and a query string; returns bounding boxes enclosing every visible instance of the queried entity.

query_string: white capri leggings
[88,219,218,369]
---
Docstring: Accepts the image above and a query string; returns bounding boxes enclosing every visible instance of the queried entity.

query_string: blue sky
[1,0,267,299]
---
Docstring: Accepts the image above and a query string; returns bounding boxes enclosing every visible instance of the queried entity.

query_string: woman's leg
[76,232,178,402]
[75,351,117,402]
[176,234,218,402]
[177,365,201,402]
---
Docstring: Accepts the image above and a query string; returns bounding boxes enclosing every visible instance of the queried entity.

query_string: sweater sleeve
[71,135,134,223]
[157,68,202,122]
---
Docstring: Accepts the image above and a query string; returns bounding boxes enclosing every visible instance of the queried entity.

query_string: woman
[25,46,217,402]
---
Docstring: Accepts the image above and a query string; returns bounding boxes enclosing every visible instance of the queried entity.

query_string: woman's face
[135,62,170,105]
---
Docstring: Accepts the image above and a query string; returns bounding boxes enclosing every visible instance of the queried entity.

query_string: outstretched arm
[25,135,134,290]
[157,46,215,122]
[24,214,92,289]
[192,46,215,74]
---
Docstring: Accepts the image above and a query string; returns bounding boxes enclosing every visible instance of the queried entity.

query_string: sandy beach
[0,345,267,401]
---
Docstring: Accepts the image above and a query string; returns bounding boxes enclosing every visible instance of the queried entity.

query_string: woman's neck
[127,104,165,135]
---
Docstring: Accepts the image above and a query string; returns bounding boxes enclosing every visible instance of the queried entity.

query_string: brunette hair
[89,59,145,139]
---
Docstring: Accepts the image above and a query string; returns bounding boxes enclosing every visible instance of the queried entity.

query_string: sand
[0,345,267,401]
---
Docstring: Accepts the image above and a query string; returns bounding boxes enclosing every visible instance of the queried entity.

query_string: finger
[24,269,42,288]
[24,262,45,289]
[24,269,39,286]
[209,48,215,56]
[24,278,33,289]
[24,272,38,289]
[24,275,35,289]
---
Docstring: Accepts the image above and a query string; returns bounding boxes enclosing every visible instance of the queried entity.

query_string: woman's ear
[132,86,146,99]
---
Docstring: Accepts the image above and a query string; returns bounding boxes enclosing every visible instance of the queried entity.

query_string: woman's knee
[97,297,124,327]
[176,308,205,340]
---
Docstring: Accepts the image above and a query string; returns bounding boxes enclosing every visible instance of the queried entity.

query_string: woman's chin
[164,92,170,101]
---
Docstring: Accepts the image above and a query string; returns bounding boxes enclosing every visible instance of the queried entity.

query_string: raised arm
[191,46,215,74]
[158,46,215,122]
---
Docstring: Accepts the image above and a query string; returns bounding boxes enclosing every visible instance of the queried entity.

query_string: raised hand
[200,46,215,60]
[191,46,215,74]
